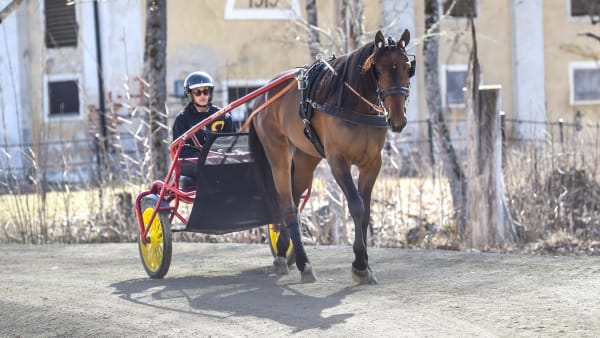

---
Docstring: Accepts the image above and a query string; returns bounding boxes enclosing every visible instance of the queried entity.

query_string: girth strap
[312,103,388,128]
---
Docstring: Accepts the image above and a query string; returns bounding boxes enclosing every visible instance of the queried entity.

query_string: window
[174,80,185,97]
[48,79,80,116]
[227,85,262,121]
[569,62,600,105]
[570,0,599,17]
[441,0,477,18]
[443,65,468,107]
[44,0,78,48]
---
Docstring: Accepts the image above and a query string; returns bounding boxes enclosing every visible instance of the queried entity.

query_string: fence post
[466,85,507,249]
[500,110,506,167]
[427,116,435,177]
[558,118,564,147]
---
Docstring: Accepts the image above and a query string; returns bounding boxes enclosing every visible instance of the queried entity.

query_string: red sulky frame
[135,69,312,244]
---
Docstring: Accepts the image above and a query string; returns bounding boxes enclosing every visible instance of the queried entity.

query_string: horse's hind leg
[289,150,321,282]
[273,227,291,274]
[254,125,316,283]
[274,151,320,276]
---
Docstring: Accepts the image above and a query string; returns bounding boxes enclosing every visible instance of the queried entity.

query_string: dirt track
[1,243,599,337]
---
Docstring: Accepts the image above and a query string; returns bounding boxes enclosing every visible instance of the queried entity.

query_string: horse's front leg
[329,157,377,285]
[355,161,382,285]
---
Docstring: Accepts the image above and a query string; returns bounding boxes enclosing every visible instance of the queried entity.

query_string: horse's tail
[248,118,281,222]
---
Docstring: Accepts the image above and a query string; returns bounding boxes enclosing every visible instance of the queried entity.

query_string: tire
[266,224,295,267]
[138,195,172,279]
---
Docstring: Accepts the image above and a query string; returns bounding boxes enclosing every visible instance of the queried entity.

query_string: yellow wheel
[266,224,295,266]
[138,195,172,279]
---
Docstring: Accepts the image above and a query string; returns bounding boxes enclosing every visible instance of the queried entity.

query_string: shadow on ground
[110,266,357,333]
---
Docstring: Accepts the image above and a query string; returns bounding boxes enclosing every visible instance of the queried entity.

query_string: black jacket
[172,102,236,158]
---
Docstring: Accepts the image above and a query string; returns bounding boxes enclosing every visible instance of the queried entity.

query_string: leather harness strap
[312,102,388,128]
[240,79,297,132]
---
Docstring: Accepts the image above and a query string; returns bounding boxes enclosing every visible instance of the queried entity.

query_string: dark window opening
[573,68,600,102]
[48,80,80,116]
[227,86,262,122]
[446,70,467,106]
[228,86,262,103]
[442,0,477,18]
[45,0,78,48]
[571,0,598,16]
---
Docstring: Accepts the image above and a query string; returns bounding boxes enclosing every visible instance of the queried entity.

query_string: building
[0,0,598,184]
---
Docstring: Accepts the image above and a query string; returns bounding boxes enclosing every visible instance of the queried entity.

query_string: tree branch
[0,0,25,24]
[577,32,600,44]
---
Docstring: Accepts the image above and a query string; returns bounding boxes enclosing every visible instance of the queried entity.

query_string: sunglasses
[192,89,211,96]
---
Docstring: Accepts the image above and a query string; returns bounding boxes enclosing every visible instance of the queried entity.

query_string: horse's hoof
[301,264,317,283]
[352,266,378,285]
[273,256,289,275]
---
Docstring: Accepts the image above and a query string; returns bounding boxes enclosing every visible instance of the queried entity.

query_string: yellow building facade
[1,0,599,181]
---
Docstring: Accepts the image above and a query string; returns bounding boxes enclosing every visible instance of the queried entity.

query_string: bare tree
[305,0,321,61]
[0,0,24,24]
[339,0,364,53]
[578,1,600,42]
[143,0,168,180]
[423,0,467,232]
[379,0,409,38]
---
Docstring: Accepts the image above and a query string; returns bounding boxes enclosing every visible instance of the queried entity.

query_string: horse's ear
[375,30,385,49]
[398,29,410,48]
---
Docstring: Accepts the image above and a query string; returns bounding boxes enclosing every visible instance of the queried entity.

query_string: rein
[240,79,296,132]
[319,56,385,114]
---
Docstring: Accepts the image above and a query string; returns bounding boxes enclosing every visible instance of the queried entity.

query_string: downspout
[93,0,108,183]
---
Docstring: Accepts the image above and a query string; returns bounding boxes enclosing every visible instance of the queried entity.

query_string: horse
[248,30,414,284]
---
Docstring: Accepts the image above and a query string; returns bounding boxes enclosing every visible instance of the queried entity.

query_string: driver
[172,71,236,177]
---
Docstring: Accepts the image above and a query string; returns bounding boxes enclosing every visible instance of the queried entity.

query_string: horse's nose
[389,111,407,133]
[390,124,405,133]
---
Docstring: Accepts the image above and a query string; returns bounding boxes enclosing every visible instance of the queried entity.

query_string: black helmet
[183,71,215,93]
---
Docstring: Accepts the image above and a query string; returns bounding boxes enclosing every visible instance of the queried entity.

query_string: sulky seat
[184,132,275,234]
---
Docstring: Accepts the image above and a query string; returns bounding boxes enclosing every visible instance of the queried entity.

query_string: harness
[298,40,415,158]
[298,60,329,157]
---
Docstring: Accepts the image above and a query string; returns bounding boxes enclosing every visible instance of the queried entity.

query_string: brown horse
[249,30,414,284]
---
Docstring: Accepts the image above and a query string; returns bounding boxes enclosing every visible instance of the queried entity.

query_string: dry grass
[0,185,143,244]
[2,115,599,256]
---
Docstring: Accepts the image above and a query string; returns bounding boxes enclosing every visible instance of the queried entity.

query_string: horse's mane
[315,41,377,108]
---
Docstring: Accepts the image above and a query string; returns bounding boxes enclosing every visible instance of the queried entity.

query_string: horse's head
[365,30,415,133]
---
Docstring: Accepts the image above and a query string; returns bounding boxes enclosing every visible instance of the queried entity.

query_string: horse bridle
[371,37,416,120]
[316,39,416,129]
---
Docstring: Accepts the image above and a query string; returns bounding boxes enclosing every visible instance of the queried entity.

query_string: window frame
[569,61,600,106]
[222,79,269,122]
[441,64,469,108]
[568,0,598,19]
[43,0,79,49]
[44,74,83,121]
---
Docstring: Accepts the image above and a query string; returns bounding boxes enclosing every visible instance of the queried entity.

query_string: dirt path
[1,243,599,337]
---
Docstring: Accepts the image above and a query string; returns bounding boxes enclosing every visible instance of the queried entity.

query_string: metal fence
[1,117,599,194]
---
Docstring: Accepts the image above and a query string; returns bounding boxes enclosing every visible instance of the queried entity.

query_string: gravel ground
[1,243,599,337]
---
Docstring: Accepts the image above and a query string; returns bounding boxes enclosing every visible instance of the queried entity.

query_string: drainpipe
[93,0,108,184]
